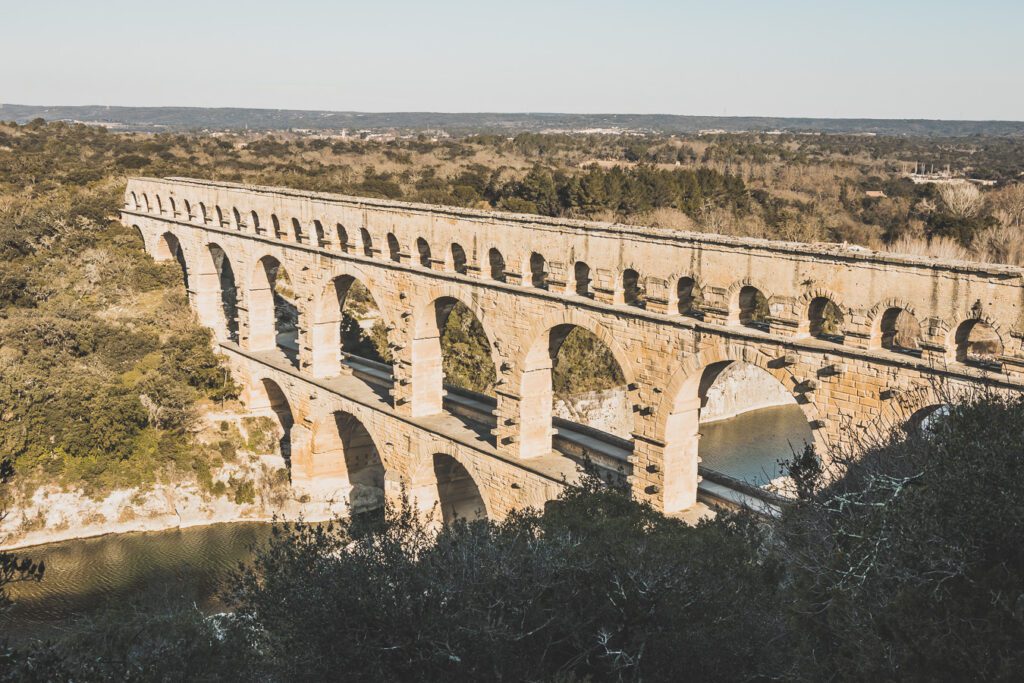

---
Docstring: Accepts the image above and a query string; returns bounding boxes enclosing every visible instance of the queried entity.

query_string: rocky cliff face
[0,411,347,551]
[699,363,794,423]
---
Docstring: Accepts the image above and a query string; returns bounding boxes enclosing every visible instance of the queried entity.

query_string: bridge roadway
[122,176,1024,518]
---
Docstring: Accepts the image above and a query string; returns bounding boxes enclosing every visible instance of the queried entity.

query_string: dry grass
[885,235,972,261]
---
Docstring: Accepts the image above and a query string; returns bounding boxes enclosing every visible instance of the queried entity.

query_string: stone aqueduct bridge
[123,177,1024,518]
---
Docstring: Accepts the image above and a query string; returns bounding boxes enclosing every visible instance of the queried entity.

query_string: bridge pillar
[518,363,555,458]
[410,333,444,417]
[246,278,277,352]
[643,277,672,315]
[592,268,617,305]
[492,389,520,456]
[546,261,570,294]
[189,269,230,341]
[643,397,700,513]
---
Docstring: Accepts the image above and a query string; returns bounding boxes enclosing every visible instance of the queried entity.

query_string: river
[2,404,810,642]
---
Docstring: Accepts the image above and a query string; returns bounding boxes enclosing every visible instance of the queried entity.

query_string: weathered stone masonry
[123,176,1024,518]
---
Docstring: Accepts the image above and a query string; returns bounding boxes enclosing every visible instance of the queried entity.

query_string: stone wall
[120,176,1024,518]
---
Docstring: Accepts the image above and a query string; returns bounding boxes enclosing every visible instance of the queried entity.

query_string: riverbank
[0,471,347,552]
[0,407,352,552]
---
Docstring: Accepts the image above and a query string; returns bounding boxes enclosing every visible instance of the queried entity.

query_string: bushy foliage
[780,394,1024,680]
[10,395,1024,681]
[0,126,237,492]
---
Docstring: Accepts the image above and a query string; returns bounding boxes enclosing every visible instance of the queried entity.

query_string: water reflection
[4,523,271,642]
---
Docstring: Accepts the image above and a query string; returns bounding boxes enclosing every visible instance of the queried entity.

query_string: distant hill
[2,103,1023,137]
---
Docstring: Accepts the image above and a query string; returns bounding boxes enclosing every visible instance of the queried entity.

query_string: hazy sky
[3,0,1022,120]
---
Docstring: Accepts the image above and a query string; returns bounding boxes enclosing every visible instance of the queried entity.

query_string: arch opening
[450,243,468,274]
[208,244,240,343]
[184,200,194,220]
[313,220,327,247]
[313,275,392,382]
[199,202,209,224]
[677,277,703,317]
[529,252,547,289]
[411,297,497,433]
[309,411,386,518]
[431,453,487,524]
[232,207,244,231]
[738,286,770,330]
[250,256,300,369]
[169,197,177,216]
[954,319,1002,367]
[622,269,644,308]
[695,361,813,487]
[488,248,506,282]
[387,233,402,262]
[272,214,284,239]
[574,261,592,298]
[291,218,305,243]
[521,324,632,459]
[251,211,262,234]
[416,237,432,268]
[216,206,225,227]
[157,232,190,291]
[662,359,814,512]
[808,296,845,342]
[879,307,922,356]
[907,404,952,437]
[360,228,374,257]
[336,224,349,252]
[250,378,295,472]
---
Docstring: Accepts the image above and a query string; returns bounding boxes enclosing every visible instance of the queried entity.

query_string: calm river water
[3,404,811,642]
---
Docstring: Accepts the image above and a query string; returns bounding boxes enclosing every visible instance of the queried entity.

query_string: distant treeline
[3,103,1024,136]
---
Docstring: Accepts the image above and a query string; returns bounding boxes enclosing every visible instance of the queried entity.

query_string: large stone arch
[408,447,491,525]
[153,230,231,336]
[409,286,504,418]
[514,308,638,458]
[310,264,397,379]
[656,341,823,512]
[301,408,388,514]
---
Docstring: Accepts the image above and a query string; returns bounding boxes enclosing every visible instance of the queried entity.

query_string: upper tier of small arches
[125,184,1022,372]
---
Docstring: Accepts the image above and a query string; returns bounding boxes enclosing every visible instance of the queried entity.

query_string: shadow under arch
[248,377,296,472]
[517,316,636,459]
[411,452,489,525]
[207,243,240,343]
[305,410,388,518]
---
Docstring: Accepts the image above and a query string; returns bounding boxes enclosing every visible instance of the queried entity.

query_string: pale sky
[2,0,1022,120]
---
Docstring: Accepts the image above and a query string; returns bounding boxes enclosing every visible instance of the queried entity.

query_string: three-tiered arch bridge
[123,177,1024,519]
